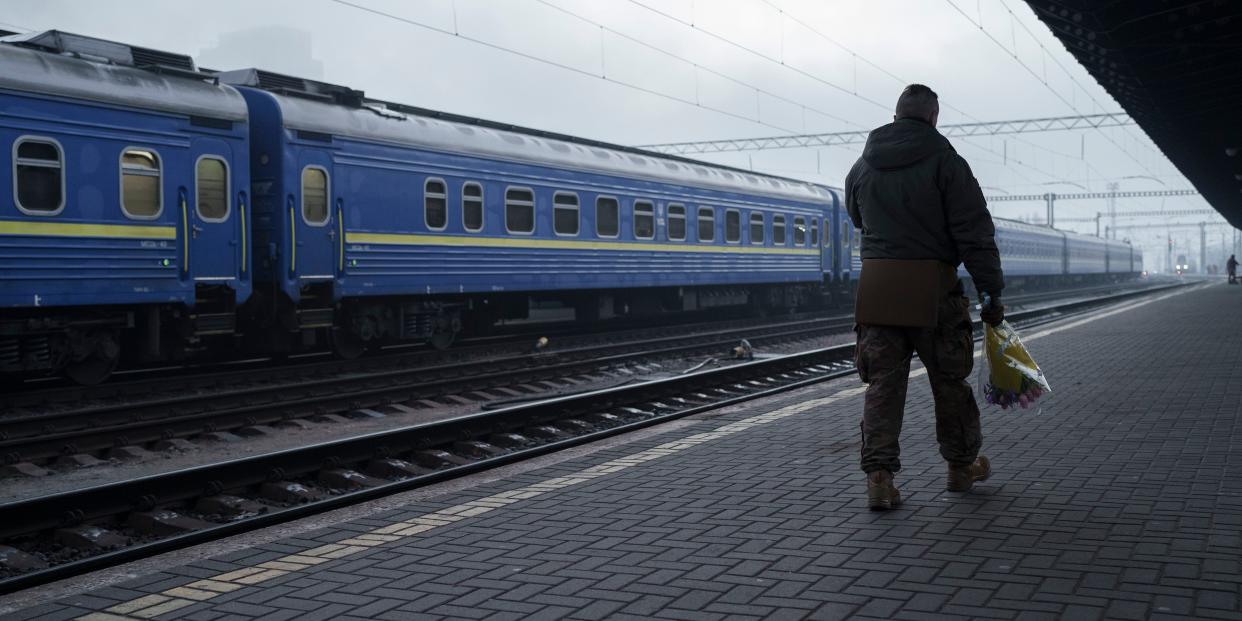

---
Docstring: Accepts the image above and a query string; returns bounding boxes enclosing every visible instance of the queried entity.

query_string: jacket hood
[861,118,953,171]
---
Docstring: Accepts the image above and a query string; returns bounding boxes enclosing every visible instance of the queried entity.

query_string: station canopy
[1022,1,1242,227]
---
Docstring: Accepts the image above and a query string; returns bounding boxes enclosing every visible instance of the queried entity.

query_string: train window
[504,187,535,234]
[597,196,619,237]
[198,157,231,222]
[773,215,787,245]
[14,138,64,214]
[749,212,765,244]
[809,219,818,246]
[697,206,715,242]
[553,192,579,236]
[425,178,447,230]
[634,200,655,240]
[792,217,806,246]
[298,166,326,225]
[462,182,483,232]
[120,148,162,219]
[725,209,740,243]
[667,204,686,241]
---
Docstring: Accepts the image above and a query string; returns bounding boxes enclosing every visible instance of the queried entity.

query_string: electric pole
[1106,182,1119,239]
[1200,222,1207,275]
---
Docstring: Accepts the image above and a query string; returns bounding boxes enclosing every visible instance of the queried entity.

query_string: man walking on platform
[845,84,1006,511]
[1227,254,1237,284]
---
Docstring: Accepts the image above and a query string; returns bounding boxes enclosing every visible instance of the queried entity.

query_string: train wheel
[332,327,365,360]
[64,329,120,385]
[428,327,456,350]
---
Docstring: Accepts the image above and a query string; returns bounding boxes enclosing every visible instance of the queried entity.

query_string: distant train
[0,31,1140,383]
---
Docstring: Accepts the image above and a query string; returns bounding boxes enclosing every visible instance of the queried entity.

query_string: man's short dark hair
[895,84,939,122]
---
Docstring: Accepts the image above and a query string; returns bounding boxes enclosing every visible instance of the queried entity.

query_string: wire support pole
[641,112,1133,154]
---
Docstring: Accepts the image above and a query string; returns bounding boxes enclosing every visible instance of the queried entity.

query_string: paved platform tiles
[4,283,1241,621]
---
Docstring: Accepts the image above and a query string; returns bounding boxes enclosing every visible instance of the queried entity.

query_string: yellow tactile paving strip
[72,285,1200,620]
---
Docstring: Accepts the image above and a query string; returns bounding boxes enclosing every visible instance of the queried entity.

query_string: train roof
[0,30,247,122]
[994,216,1131,246]
[216,68,832,205]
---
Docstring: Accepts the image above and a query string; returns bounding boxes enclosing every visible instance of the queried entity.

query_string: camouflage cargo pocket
[934,297,974,380]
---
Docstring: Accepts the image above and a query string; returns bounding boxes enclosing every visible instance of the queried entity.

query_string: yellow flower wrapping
[984,323,1043,393]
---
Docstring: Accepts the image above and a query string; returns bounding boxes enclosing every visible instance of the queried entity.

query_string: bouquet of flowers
[978,320,1050,410]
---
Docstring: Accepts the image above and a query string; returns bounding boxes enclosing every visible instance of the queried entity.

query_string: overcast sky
[6,0,1233,268]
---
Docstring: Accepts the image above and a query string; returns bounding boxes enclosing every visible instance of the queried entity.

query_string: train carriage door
[820,216,832,275]
[292,152,335,282]
[189,140,239,281]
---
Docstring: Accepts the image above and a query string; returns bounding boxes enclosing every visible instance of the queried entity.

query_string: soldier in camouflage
[845,85,1006,510]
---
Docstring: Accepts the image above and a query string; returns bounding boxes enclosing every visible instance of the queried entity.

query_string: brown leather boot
[946,455,991,492]
[866,470,901,511]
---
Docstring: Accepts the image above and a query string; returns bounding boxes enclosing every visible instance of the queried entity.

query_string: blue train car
[0,32,251,382]
[218,70,834,352]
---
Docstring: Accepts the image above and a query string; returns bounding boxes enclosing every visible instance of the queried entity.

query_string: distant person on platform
[1228,254,1238,284]
[845,84,1005,511]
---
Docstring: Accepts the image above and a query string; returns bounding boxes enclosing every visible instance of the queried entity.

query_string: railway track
[0,281,1167,470]
[4,281,1158,408]
[0,282,1184,593]
[0,314,850,468]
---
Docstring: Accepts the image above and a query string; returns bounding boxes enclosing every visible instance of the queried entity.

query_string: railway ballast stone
[197,431,244,443]
[0,462,50,478]
[318,469,385,490]
[0,545,46,571]
[486,433,531,448]
[54,525,128,551]
[127,510,214,536]
[412,449,471,468]
[365,458,430,478]
[452,440,505,458]
[195,495,267,518]
[310,414,351,425]
[237,425,278,437]
[152,438,196,452]
[260,481,325,504]
[107,446,156,461]
[53,453,105,470]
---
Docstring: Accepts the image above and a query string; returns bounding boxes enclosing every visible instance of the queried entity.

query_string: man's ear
[930,109,940,128]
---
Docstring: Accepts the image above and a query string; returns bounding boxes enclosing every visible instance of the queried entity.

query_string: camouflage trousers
[855,291,982,474]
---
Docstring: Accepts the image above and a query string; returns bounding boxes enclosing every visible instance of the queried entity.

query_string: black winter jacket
[845,118,1004,295]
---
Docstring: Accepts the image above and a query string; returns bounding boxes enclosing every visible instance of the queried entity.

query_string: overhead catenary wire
[328,0,816,137]
[944,0,1164,180]
[534,0,863,131]
[623,0,1071,185]
[626,0,892,112]
[757,0,1113,184]
[996,0,1169,168]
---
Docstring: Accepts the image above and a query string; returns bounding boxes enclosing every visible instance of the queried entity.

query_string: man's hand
[979,294,1005,326]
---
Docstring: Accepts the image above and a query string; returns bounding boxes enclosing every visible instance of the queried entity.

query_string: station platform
[4,282,1241,621]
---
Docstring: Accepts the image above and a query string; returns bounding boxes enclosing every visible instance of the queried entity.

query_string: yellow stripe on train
[345,232,819,256]
[0,220,178,240]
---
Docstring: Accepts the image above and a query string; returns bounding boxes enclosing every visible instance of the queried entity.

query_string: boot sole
[946,456,992,492]
[868,493,902,511]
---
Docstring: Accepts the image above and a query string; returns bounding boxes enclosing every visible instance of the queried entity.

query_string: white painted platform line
[78,283,1202,620]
